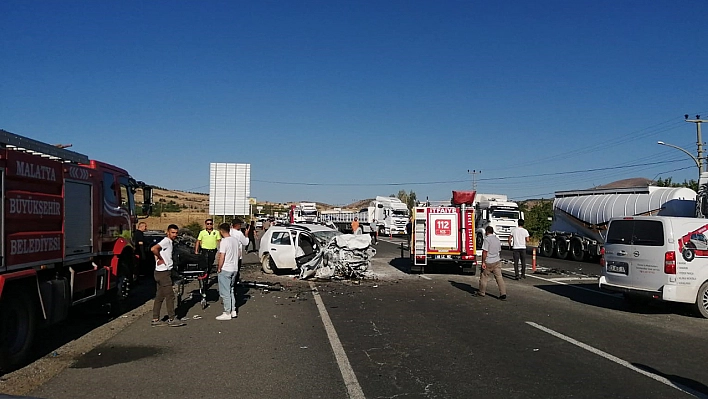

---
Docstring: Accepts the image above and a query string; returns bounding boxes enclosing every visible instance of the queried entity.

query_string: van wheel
[683,247,696,262]
[539,237,553,257]
[261,254,275,274]
[570,239,584,261]
[555,238,569,259]
[694,281,708,318]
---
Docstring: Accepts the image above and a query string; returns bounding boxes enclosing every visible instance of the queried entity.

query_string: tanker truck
[539,186,697,261]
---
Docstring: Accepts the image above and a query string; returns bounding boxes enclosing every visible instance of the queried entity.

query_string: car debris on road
[299,234,376,280]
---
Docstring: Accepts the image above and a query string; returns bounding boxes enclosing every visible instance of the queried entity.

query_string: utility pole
[467,169,481,191]
[686,114,708,174]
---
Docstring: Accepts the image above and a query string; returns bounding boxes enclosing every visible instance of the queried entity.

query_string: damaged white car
[259,223,341,274]
[258,223,376,279]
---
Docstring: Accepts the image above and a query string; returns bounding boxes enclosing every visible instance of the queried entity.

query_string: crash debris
[299,234,376,280]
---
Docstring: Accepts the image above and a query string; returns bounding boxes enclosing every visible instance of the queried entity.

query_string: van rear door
[604,218,666,291]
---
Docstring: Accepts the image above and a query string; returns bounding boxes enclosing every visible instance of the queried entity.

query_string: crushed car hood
[299,234,376,280]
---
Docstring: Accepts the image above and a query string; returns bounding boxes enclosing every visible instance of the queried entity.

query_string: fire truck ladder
[412,211,427,272]
[0,129,90,164]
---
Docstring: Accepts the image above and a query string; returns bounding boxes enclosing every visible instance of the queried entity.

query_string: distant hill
[593,177,653,189]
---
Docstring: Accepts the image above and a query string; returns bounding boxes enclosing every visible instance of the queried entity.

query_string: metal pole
[698,121,704,173]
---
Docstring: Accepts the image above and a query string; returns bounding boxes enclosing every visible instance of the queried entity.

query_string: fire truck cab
[0,129,152,371]
[410,191,478,274]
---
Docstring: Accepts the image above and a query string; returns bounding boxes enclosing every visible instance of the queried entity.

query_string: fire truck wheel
[0,289,37,372]
[261,254,275,274]
[476,233,484,249]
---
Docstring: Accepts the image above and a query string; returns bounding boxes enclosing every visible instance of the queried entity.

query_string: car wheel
[695,281,708,318]
[261,254,275,274]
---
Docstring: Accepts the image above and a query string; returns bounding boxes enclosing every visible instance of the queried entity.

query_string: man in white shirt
[216,223,241,320]
[508,219,530,280]
[150,224,184,326]
[478,226,507,300]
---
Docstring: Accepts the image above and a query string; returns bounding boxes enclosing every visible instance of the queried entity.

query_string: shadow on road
[533,282,697,317]
[388,257,473,275]
[72,344,165,369]
[632,363,708,397]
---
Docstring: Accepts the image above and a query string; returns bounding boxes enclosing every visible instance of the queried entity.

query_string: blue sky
[2,1,706,206]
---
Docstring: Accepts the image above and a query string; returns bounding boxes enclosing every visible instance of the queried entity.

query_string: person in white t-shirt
[508,219,530,280]
[216,223,241,320]
[150,224,184,326]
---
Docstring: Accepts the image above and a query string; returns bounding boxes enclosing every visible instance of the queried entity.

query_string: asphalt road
[18,238,708,399]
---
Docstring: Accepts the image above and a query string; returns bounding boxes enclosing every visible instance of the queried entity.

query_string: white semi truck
[289,202,319,223]
[540,186,697,261]
[371,196,409,235]
[473,194,523,248]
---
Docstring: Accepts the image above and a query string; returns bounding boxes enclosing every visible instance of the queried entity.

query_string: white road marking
[527,321,708,399]
[309,281,366,399]
[499,267,620,298]
[419,275,432,280]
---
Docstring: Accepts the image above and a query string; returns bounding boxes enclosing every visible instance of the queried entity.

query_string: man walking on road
[509,219,530,280]
[369,218,378,244]
[216,223,240,320]
[478,226,507,300]
[151,224,185,326]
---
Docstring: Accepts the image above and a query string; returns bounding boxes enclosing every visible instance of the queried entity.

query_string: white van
[599,216,708,317]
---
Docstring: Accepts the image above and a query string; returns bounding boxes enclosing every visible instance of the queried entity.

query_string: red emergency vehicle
[410,191,477,273]
[0,129,152,370]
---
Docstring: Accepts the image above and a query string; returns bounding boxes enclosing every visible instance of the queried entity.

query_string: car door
[295,231,319,266]
[268,230,297,270]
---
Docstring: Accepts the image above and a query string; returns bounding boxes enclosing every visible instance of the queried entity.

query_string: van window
[606,220,664,246]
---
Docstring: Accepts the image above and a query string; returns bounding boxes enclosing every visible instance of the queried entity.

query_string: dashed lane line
[309,281,366,399]
[527,321,708,399]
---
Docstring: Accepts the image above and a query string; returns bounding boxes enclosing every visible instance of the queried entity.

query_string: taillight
[664,251,676,274]
[600,247,605,267]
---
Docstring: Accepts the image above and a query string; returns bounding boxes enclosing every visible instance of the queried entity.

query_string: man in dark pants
[150,224,185,326]
[133,221,148,281]
[508,219,530,280]
[195,218,221,285]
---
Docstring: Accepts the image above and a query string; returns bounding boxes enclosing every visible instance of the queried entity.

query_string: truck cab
[473,194,523,247]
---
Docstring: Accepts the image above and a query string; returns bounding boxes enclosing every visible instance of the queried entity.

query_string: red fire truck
[410,191,477,273]
[0,129,152,371]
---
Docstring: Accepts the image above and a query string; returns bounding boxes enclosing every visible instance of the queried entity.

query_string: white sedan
[258,223,341,274]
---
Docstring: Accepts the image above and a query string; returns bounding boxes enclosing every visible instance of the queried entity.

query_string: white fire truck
[410,191,477,274]
[0,129,152,371]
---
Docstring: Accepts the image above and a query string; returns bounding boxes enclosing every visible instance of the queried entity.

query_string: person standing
[216,223,240,320]
[369,217,378,244]
[133,221,148,281]
[195,218,221,282]
[478,226,507,300]
[151,224,185,326]
[508,219,530,280]
[351,217,360,234]
[247,220,259,252]
[230,219,250,318]
[262,218,271,232]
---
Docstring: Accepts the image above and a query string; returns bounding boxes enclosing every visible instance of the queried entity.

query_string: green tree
[184,221,202,237]
[655,176,698,192]
[521,200,553,239]
[394,190,417,211]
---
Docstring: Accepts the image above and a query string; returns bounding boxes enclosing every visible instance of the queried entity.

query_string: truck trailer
[0,129,152,371]
[539,186,696,261]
